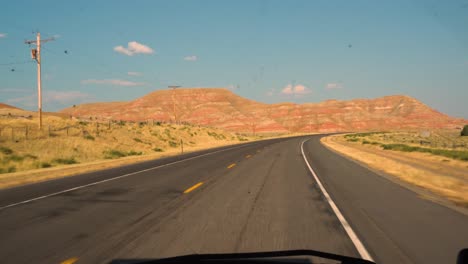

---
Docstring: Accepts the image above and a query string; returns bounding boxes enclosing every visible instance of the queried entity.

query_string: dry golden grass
[322,134,468,207]
[0,109,265,189]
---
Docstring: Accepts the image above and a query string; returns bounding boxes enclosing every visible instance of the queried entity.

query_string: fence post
[66,127,69,136]
[108,120,111,130]
[181,139,184,154]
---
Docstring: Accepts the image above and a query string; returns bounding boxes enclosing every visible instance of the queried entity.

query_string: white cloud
[0,33,6,38]
[81,79,146,86]
[281,84,311,95]
[127,71,143,76]
[114,46,133,56]
[184,55,197,61]
[326,82,343,89]
[113,41,154,56]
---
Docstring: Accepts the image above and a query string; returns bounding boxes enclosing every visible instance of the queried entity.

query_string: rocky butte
[60,88,465,134]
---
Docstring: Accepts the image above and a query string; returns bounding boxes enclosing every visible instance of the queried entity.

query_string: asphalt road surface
[0,135,466,264]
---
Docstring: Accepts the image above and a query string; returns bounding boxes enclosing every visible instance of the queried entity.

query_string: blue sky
[1,0,467,118]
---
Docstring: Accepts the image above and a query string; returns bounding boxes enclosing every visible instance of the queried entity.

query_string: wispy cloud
[0,33,7,38]
[7,91,91,109]
[114,41,154,56]
[184,55,197,61]
[0,88,29,93]
[226,84,240,91]
[44,91,91,104]
[127,71,143,76]
[81,79,146,86]
[326,82,343,89]
[281,84,311,95]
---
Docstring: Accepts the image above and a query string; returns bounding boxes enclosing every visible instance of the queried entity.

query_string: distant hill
[60,88,466,133]
[0,103,21,110]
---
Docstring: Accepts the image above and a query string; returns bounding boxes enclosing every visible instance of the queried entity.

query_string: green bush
[127,151,142,156]
[381,144,468,161]
[168,141,178,147]
[7,166,16,173]
[153,148,164,152]
[104,150,127,159]
[7,155,24,162]
[40,162,52,168]
[24,154,38,159]
[103,150,142,159]
[362,140,370,144]
[461,125,468,136]
[0,146,13,155]
[53,158,78,165]
[346,138,359,142]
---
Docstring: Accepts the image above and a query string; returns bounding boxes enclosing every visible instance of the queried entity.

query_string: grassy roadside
[0,108,267,189]
[321,133,468,208]
[343,132,468,161]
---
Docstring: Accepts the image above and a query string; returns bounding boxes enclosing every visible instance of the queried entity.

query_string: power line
[0,60,34,66]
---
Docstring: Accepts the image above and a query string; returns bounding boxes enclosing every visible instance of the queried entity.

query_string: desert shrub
[40,162,52,168]
[5,155,24,162]
[7,166,16,173]
[133,138,143,143]
[346,138,359,142]
[24,154,38,159]
[362,140,370,144]
[381,144,468,161]
[104,150,127,159]
[84,135,95,141]
[0,146,13,155]
[461,125,468,136]
[153,148,164,152]
[53,158,78,165]
[127,151,142,156]
[168,141,178,147]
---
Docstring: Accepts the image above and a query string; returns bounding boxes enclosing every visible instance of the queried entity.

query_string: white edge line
[0,143,252,211]
[300,138,374,262]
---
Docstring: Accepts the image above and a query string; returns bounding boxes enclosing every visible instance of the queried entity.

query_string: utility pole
[168,85,180,124]
[25,32,54,130]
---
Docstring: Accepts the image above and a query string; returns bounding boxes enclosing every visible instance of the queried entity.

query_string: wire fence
[0,119,247,142]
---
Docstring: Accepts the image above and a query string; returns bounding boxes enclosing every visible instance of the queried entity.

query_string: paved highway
[0,135,466,264]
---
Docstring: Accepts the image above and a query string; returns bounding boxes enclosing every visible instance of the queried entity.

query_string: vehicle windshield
[0,1,467,264]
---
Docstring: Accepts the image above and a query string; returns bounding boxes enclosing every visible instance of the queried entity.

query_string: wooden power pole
[25,33,54,129]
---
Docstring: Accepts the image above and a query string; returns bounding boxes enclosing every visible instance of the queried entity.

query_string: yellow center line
[227,163,236,169]
[61,258,78,264]
[183,182,204,194]
[245,155,251,158]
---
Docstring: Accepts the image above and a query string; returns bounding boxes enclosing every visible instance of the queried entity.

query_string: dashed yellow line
[183,182,204,194]
[227,163,236,169]
[245,155,252,159]
[61,258,78,264]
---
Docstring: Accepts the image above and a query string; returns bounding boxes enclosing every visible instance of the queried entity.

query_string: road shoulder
[320,135,468,216]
